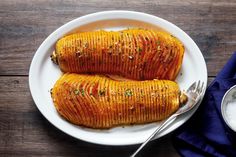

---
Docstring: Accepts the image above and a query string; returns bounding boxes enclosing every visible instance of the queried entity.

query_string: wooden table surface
[1,0,236,156]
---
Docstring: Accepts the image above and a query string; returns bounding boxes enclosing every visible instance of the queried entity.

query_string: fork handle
[130,114,177,157]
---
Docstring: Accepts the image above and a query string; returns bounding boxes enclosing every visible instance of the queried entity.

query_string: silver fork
[130,81,205,157]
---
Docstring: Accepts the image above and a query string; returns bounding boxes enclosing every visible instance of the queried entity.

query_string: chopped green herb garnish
[99,89,106,96]
[74,89,79,95]
[80,89,85,96]
[156,41,160,45]
[125,89,133,96]
[137,47,142,53]
[84,42,88,48]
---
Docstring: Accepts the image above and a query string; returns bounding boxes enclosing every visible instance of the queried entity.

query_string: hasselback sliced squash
[51,29,184,80]
[51,73,187,129]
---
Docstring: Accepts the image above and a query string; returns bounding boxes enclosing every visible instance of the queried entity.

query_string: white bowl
[29,10,207,145]
[221,85,236,132]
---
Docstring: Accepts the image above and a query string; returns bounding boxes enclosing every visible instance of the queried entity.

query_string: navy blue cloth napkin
[173,52,236,157]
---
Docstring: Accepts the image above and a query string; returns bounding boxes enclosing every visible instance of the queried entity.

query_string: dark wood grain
[0,0,235,156]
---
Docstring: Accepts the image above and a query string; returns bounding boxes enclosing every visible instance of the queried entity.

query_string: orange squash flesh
[52,29,184,80]
[51,73,186,129]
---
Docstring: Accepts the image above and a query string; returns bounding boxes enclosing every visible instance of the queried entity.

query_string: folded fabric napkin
[173,52,236,157]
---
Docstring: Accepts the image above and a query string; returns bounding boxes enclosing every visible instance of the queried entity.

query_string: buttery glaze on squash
[51,29,184,80]
[51,73,187,129]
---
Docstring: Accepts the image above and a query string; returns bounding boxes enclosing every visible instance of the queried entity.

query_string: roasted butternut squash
[51,29,184,80]
[51,73,187,129]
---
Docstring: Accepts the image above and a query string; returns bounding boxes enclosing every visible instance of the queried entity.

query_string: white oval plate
[29,11,207,146]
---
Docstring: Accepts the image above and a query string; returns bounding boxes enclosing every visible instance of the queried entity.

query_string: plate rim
[29,10,208,146]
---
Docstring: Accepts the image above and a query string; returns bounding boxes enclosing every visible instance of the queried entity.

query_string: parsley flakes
[125,89,133,96]
[74,89,79,95]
